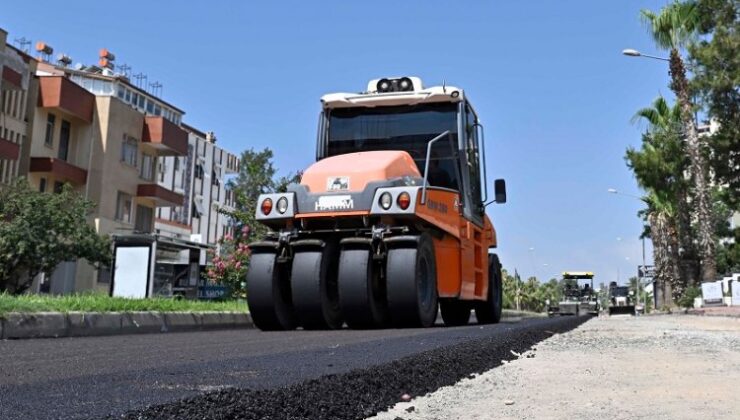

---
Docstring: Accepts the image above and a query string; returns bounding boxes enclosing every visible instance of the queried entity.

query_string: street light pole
[622,49,670,62]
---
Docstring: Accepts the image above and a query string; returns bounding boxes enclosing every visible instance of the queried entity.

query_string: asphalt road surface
[0,316,578,420]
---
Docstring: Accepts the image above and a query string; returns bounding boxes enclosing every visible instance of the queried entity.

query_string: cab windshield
[612,287,630,297]
[326,103,460,190]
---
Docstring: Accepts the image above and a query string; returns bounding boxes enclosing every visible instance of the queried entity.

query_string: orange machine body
[289,150,496,302]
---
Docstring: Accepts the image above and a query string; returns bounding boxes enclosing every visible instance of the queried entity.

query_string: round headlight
[276,197,288,214]
[397,192,411,210]
[260,198,273,215]
[399,77,413,91]
[377,78,391,92]
[379,192,392,210]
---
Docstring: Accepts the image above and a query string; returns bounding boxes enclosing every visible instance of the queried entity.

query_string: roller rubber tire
[290,242,343,330]
[386,233,438,328]
[246,251,297,331]
[475,254,503,324]
[338,248,388,329]
[440,300,471,327]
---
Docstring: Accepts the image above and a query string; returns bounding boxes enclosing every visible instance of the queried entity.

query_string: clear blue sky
[4,0,676,286]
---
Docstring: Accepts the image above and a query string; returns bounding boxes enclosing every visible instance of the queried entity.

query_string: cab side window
[465,104,483,211]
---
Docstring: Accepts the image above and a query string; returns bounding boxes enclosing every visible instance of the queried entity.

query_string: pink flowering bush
[204,225,252,298]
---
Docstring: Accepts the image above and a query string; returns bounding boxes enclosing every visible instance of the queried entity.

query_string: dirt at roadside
[370,315,740,420]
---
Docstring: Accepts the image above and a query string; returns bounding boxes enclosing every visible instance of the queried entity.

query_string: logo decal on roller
[315,195,354,211]
[327,176,349,191]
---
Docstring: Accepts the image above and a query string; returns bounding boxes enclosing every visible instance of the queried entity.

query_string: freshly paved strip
[0,316,584,420]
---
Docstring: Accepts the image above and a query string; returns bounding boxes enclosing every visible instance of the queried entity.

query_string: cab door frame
[456,99,485,227]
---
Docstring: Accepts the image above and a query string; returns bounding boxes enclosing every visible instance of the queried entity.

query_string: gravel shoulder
[370,315,740,420]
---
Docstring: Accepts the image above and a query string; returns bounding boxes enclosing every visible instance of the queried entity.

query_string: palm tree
[641,1,717,282]
[644,192,682,308]
[631,96,699,287]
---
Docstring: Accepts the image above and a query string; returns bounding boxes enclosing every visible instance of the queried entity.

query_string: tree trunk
[669,48,717,282]
[649,211,681,309]
[676,188,700,287]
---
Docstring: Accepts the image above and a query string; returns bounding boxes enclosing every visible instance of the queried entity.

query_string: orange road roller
[246,76,507,330]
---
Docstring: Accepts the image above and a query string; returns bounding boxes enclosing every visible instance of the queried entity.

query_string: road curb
[0,311,253,340]
[1,310,537,340]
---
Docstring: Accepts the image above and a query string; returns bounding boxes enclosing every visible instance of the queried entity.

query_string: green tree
[641,0,717,282]
[502,271,563,313]
[205,148,300,297]
[714,199,740,275]
[501,269,517,310]
[645,192,682,306]
[627,96,699,287]
[226,148,301,241]
[690,0,740,210]
[0,180,111,294]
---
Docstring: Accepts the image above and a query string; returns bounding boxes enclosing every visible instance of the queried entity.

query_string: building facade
[0,28,36,185]
[155,126,239,247]
[1,28,242,296]
[27,62,189,293]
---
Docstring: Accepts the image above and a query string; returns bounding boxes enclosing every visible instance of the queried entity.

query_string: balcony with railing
[137,183,185,207]
[0,134,19,160]
[142,116,188,156]
[29,157,88,185]
[37,76,95,123]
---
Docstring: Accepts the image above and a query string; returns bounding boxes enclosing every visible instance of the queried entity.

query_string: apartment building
[155,125,239,246]
[1,27,243,296]
[27,58,189,293]
[0,28,36,184]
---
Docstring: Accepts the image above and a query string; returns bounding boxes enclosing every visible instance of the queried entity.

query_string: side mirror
[494,179,507,204]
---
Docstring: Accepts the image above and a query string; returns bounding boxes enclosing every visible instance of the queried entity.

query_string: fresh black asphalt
[0,316,587,420]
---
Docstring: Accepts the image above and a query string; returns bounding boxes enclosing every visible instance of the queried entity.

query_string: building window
[53,181,64,194]
[154,104,162,116]
[192,199,205,218]
[39,178,47,192]
[146,100,154,114]
[121,134,138,166]
[115,192,133,223]
[135,205,154,232]
[140,153,155,181]
[44,114,56,147]
[194,163,204,180]
[137,95,145,109]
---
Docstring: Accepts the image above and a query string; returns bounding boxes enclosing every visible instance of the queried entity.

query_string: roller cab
[246,77,507,330]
